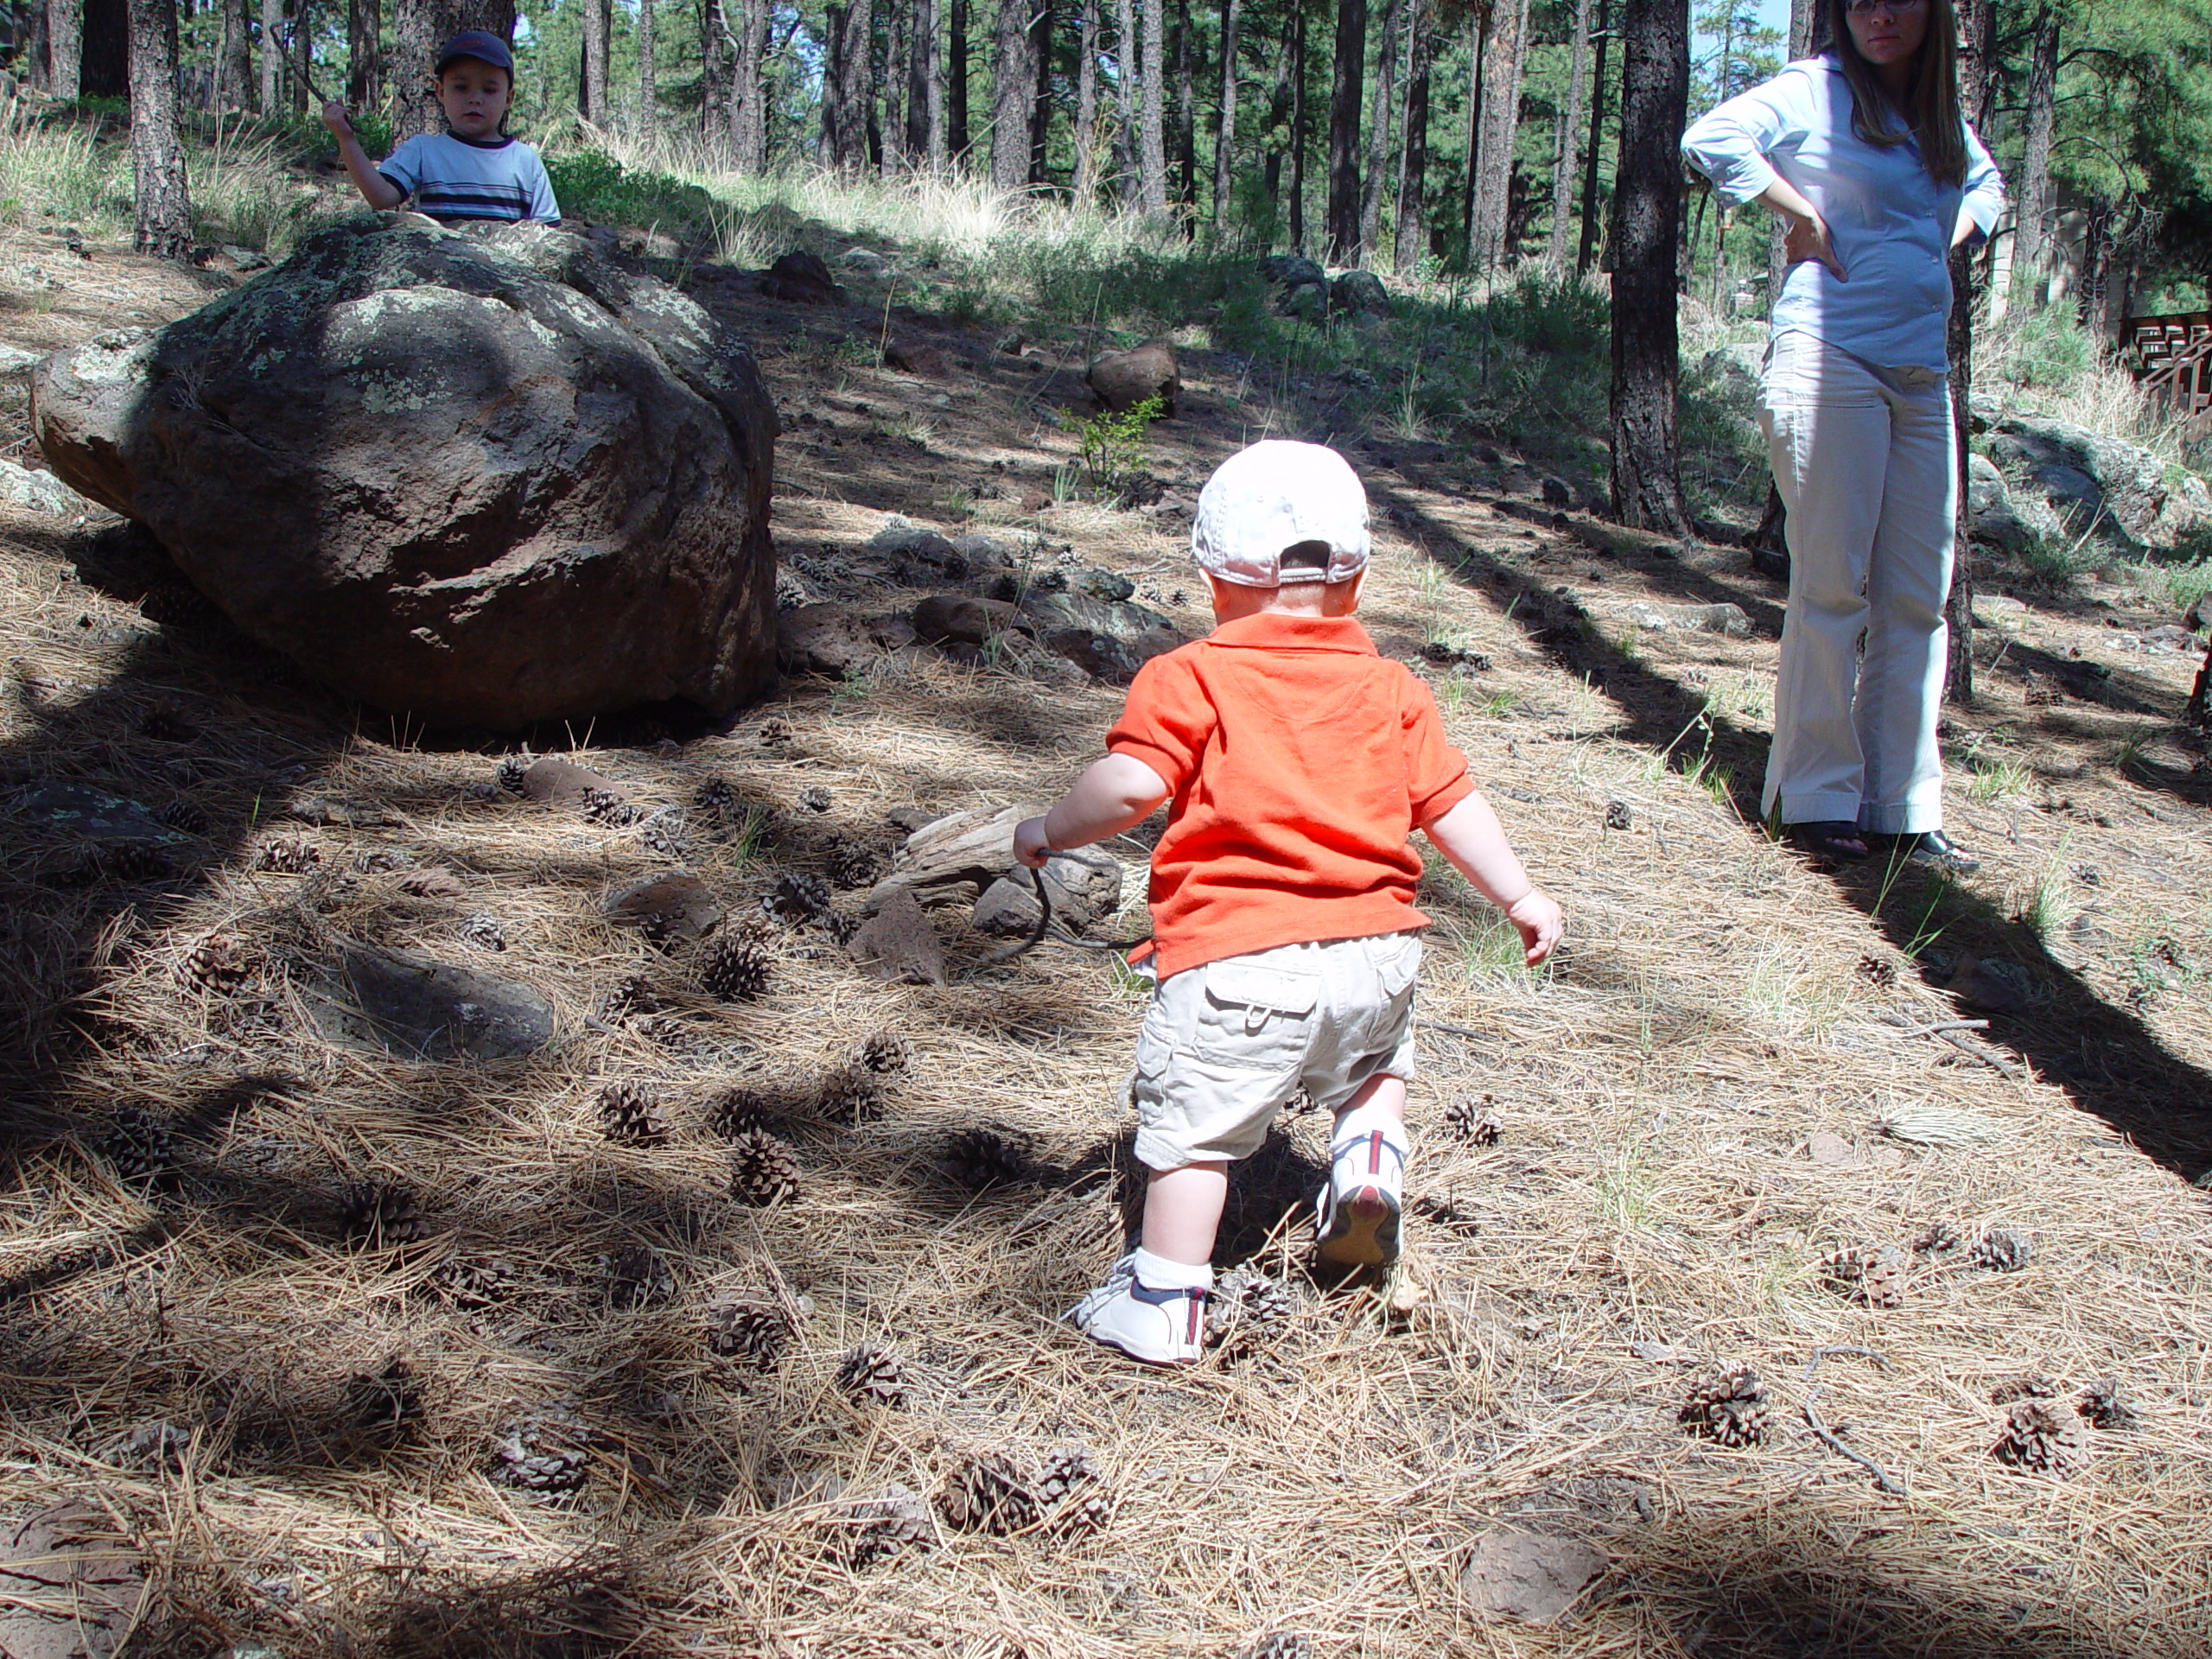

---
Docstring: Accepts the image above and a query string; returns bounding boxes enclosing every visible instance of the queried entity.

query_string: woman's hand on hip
[1783,213,1847,281]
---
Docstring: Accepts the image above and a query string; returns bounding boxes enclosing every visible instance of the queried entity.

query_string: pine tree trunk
[1211,0,1237,230]
[1261,2,1288,223]
[1944,0,1994,707]
[1546,0,1590,272]
[638,0,656,127]
[81,0,126,95]
[823,0,873,166]
[1138,0,1167,212]
[1459,11,1479,261]
[343,0,376,106]
[734,0,768,167]
[1113,0,1136,197]
[255,0,281,108]
[949,0,970,159]
[1287,0,1306,252]
[48,0,83,97]
[1321,0,1362,260]
[580,0,606,121]
[702,0,729,151]
[1469,0,1527,270]
[2016,3,2056,307]
[1575,0,1607,274]
[1357,0,1402,262]
[1606,0,1688,533]
[128,0,192,258]
[290,0,308,111]
[908,0,945,165]
[388,0,428,133]
[1030,0,1056,184]
[1393,0,1429,271]
[1074,0,1099,195]
[883,0,908,168]
[1170,0,1194,209]
[992,0,1036,188]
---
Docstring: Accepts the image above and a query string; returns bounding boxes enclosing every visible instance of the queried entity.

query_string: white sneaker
[1070,1251,1207,1365]
[1314,1128,1405,1271]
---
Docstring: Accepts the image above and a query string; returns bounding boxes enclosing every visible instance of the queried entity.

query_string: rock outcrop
[33,213,779,730]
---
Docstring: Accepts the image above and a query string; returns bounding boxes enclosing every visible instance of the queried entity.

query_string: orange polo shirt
[1105,611,1475,978]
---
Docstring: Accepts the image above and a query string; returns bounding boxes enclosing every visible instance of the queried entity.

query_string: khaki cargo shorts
[1130,931,1422,1171]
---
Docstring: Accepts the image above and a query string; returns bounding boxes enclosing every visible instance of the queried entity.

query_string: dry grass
[2,199,2210,1659]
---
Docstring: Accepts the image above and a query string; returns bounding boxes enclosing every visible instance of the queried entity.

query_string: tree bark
[389,0,427,132]
[1469,0,1528,270]
[1031,0,1056,184]
[128,0,192,259]
[823,0,873,166]
[1074,0,1099,195]
[637,0,656,127]
[1357,0,1402,262]
[343,0,376,107]
[949,0,971,159]
[1606,0,1688,534]
[579,0,607,121]
[290,0,308,112]
[80,0,126,96]
[1546,0,1590,271]
[2015,2,2056,308]
[1943,0,1995,706]
[992,0,1038,188]
[1113,0,1136,198]
[48,0,83,97]
[1459,11,1479,261]
[1211,0,1237,229]
[883,0,908,168]
[1287,0,1306,251]
[1323,0,1362,261]
[1138,0,1167,212]
[703,0,732,151]
[908,0,945,165]
[213,0,248,104]
[1170,0,1195,209]
[732,0,768,168]
[1393,0,1429,270]
[1575,0,1608,274]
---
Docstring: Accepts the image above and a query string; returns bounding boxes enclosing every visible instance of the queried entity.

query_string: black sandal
[1782,820,1871,861]
[1870,830,1980,874]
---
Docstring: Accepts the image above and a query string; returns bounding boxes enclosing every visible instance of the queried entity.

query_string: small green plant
[1055,393,1165,504]
[1962,741,2032,803]
[2022,831,2074,944]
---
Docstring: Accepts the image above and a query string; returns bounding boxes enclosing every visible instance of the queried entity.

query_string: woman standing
[1682,0,2005,871]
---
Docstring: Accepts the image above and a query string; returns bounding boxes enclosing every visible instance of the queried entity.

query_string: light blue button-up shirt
[1681,54,2006,371]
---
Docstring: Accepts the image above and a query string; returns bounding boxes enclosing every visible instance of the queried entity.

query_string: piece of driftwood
[863,804,1039,913]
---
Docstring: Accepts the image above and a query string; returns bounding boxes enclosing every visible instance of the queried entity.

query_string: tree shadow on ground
[1374,480,2212,1182]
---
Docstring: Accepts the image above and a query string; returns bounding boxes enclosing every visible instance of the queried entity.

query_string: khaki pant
[1759,329,1956,835]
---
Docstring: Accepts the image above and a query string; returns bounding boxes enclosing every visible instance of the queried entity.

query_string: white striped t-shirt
[377,132,561,224]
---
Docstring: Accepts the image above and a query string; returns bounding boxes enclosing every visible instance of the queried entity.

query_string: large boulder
[1986,413,2210,553]
[1086,340,1179,416]
[32,213,779,730]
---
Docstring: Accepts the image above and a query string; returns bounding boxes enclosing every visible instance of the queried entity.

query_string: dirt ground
[1,219,2209,1659]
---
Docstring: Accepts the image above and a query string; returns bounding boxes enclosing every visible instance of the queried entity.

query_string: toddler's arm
[322,101,407,210]
[1421,792,1563,964]
[1014,754,1170,868]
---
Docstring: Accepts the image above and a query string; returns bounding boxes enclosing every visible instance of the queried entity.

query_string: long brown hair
[1826,0,1967,187]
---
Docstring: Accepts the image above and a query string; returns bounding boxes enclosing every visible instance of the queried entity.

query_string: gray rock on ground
[1086,340,1179,416]
[1329,270,1390,318]
[312,941,554,1061]
[1260,253,1325,288]
[778,602,917,677]
[1966,452,2038,554]
[1986,413,2210,553]
[0,457,84,515]
[32,213,779,730]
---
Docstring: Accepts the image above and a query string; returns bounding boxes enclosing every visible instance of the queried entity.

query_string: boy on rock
[322,31,559,226]
[1015,440,1563,1366]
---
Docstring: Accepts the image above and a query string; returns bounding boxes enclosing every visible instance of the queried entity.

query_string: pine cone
[762,872,835,929]
[2078,1379,2139,1431]
[94,1105,175,1180]
[604,1243,674,1310]
[597,1081,671,1146]
[181,935,253,995]
[495,754,532,795]
[158,798,210,836]
[341,1183,427,1250]
[815,1062,887,1124]
[255,836,321,874]
[579,787,639,826]
[492,1402,592,1494]
[938,1448,1039,1535]
[599,973,659,1023]
[355,848,415,874]
[1442,1095,1502,1145]
[1604,799,1632,830]
[1973,1228,2031,1272]
[1990,1375,2060,1404]
[707,1296,795,1372]
[699,936,772,1001]
[798,785,834,813]
[1822,1244,1906,1308]
[1039,1444,1112,1534]
[728,1128,801,1206]
[429,1251,518,1309]
[460,913,507,952]
[824,838,883,889]
[1207,1265,1294,1354]
[1855,953,1898,989]
[1680,1366,1771,1447]
[836,1341,913,1408]
[856,1031,912,1076]
[846,1481,932,1567]
[1413,1193,1480,1234]
[1243,1636,1313,1659]
[694,776,737,813]
[758,716,794,748]
[100,842,175,883]
[1993,1399,2089,1476]
[346,1357,423,1442]
[943,1126,1034,1190]
[705,1084,778,1140]
[1912,1221,1964,1256]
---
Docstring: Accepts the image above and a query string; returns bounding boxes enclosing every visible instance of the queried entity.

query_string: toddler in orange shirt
[1014,440,1563,1365]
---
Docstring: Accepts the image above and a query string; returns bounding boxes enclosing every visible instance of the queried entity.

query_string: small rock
[518,757,628,808]
[0,457,86,515]
[1460,1528,1607,1626]
[1328,270,1390,318]
[1086,340,1179,416]
[839,247,885,272]
[605,873,722,943]
[1077,567,1137,603]
[884,339,951,378]
[1277,282,1328,325]
[1948,955,2036,1014]
[847,889,946,986]
[777,602,916,677]
[1260,253,1325,287]
[397,865,465,899]
[969,849,1123,936]
[0,343,43,375]
[312,943,554,1061]
[1541,476,1573,508]
[758,249,840,303]
[912,592,1022,646]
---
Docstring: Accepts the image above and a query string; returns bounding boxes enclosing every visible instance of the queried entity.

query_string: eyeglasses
[1846,0,1925,14]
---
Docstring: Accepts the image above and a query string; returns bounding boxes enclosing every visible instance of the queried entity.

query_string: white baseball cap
[1191,440,1371,587]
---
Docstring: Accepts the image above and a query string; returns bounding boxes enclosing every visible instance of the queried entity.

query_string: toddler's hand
[321,99,354,140]
[1503,888,1563,965]
[1013,816,1052,869]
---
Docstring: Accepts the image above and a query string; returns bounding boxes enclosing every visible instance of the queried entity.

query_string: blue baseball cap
[435,29,514,76]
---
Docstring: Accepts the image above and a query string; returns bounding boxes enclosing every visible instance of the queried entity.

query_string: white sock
[1130,1247,1213,1292]
[1331,1100,1407,1155]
